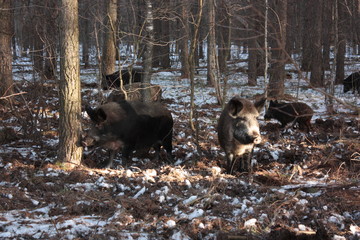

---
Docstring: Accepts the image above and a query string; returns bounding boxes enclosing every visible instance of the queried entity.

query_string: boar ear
[228,98,243,117]
[85,106,107,124]
[85,106,98,122]
[254,97,266,112]
[96,108,107,122]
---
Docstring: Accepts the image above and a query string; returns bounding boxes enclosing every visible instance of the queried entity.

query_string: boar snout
[245,132,261,145]
[253,134,261,144]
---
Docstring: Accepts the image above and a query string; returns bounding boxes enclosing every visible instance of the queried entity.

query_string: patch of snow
[244,218,257,228]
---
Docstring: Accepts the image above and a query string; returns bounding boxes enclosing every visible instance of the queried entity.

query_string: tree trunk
[44,0,58,80]
[58,0,82,169]
[32,0,44,76]
[268,0,287,98]
[335,0,346,85]
[322,0,333,71]
[153,4,171,69]
[301,0,312,71]
[80,1,90,68]
[0,0,14,103]
[189,0,204,131]
[180,2,190,79]
[310,0,323,87]
[207,0,222,105]
[142,0,154,101]
[217,0,231,73]
[248,0,264,86]
[102,0,117,89]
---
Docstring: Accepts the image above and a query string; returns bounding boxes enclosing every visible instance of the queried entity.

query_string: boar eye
[237,117,246,121]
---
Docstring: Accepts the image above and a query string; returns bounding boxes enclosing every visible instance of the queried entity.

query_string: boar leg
[98,150,116,169]
[226,153,237,175]
[246,149,254,173]
[121,145,134,166]
[163,135,173,163]
[153,143,161,161]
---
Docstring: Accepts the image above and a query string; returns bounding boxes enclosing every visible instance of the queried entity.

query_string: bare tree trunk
[180,2,190,79]
[248,0,264,86]
[142,0,154,101]
[44,0,58,80]
[58,0,82,169]
[301,0,312,72]
[207,0,222,105]
[153,2,171,69]
[80,1,90,68]
[310,0,323,87]
[189,0,204,131]
[268,0,287,98]
[322,0,333,71]
[102,0,117,89]
[0,0,14,103]
[217,0,231,73]
[335,0,346,85]
[32,0,44,76]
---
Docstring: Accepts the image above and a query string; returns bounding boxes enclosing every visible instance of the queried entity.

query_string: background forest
[0,0,360,239]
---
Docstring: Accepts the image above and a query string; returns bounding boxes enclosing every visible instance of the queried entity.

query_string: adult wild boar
[103,67,143,90]
[343,72,360,93]
[107,83,162,102]
[83,101,173,168]
[217,96,265,174]
[264,100,313,132]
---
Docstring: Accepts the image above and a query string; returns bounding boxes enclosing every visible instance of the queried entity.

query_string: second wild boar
[264,100,313,132]
[83,101,173,168]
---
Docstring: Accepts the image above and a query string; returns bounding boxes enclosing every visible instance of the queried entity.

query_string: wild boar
[103,67,143,90]
[217,96,265,174]
[343,72,360,94]
[83,101,173,168]
[264,100,313,132]
[107,83,162,102]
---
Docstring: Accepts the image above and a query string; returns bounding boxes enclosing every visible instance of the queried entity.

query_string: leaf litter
[0,57,359,239]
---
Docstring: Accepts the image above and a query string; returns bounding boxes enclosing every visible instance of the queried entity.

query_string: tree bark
[180,1,190,79]
[44,0,58,80]
[58,0,82,169]
[0,0,14,103]
[207,0,222,105]
[217,0,231,73]
[301,0,312,71]
[268,0,287,98]
[142,0,154,101]
[80,0,90,68]
[335,0,346,85]
[310,0,323,87]
[248,0,264,86]
[322,0,333,71]
[102,0,117,89]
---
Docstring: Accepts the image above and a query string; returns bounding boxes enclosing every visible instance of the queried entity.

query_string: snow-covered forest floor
[0,56,360,239]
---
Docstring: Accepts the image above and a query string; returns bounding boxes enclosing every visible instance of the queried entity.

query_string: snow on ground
[0,56,360,239]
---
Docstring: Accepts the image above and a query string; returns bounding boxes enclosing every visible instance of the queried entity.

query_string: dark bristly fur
[103,67,143,90]
[264,100,314,132]
[83,101,173,168]
[343,72,360,93]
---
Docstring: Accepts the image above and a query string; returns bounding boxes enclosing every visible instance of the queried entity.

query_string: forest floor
[0,60,360,239]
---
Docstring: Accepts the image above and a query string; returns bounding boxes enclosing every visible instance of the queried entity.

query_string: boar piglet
[83,101,173,168]
[264,100,313,132]
[343,72,360,94]
[217,96,265,174]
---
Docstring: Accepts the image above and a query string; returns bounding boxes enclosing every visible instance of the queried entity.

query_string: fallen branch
[0,91,27,100]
